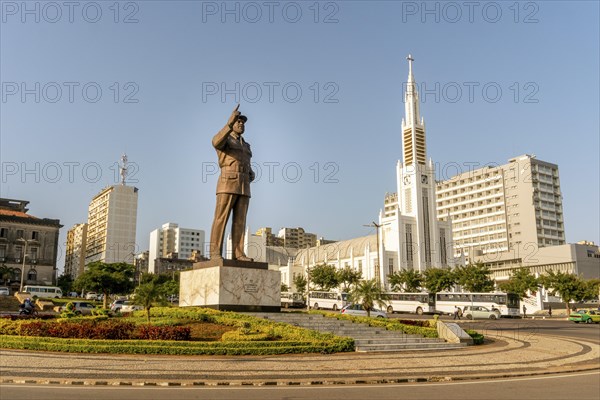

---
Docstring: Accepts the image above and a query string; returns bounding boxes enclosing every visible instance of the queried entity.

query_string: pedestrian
[522,304,527,318]
[453,305,461,320]
[548,305,552,317]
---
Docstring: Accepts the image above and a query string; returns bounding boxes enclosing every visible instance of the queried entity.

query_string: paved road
[1,371,598,400]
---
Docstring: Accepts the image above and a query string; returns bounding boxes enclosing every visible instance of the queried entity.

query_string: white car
[84,292,98,300]
[59,301,96,315]
[0,287,10,296]
[341,304,388,318]
[462,305,502,320]
[120,302,143,313]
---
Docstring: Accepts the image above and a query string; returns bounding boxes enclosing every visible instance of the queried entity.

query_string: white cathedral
[248,56,455,290]
[379,55,454,274]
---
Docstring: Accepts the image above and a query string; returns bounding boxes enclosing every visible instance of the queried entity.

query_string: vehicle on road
[435,292,520,318]
[569,309,600,324]
[384,292,435,315]
[308,291,348,311]
[341,303,387,318]
[22,285,63,299]
[281,292,305,309]
[59,301,96,315]
[84,292,98,300]
[0,287,9,296]
[120,302,143,313]
[462,305,501,320]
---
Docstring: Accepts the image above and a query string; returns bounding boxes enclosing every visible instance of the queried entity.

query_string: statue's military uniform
[209,122,255,260]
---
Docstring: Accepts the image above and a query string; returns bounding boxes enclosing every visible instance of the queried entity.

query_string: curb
[2,365,598,387]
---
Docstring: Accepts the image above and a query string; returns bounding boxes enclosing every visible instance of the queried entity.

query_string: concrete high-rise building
[148,223,205,274]
[64,223,88,279]
[379,55,454,273]
[436,154,566,262]
[85,184,138,265]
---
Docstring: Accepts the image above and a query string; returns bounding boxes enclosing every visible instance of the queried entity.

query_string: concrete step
[354,338,445,345]
[356,342,467,352]
[251,312,464,353]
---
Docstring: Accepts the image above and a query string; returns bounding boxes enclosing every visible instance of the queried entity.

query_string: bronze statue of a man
[209,104,255,261]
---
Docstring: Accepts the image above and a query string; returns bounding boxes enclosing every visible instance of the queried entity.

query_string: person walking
[522,304,527,318]
[548,305,552,317]
[453,305,461,320]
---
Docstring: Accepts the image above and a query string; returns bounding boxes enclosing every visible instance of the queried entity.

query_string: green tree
[134,281,167,323]
[74,262,135,308]
[583,279,600,301]
[498,268,539,300]
[540,271,589,313]
[337,266,362,291]
[308,263,339,291]
[455,263,495,293]
[281,283,290,293]
[423,268,456,293]
[387,269,422,292]
[293,274,307,296]
[348,279,389,317]
[56,273,74,295]
[0,264,18,285]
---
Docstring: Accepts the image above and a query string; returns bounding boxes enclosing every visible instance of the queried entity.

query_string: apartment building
[148,223,205,274]
[64,223,88,279]
[436,154,565,261]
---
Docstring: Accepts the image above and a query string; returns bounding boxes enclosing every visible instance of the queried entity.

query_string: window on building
[16,230,24,239]
[27,269,37,281]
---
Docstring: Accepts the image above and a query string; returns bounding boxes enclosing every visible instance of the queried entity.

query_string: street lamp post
[18,239,34,293]
[363,222,382,288]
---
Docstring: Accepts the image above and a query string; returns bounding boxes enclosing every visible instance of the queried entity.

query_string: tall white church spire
[401,54,426,165]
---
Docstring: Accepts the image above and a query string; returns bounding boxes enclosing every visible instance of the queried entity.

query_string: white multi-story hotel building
[85,184,139,265]
[378,55,454,274]
[436,155,565,262]
[148,223,205,274]
[64,223,88,279]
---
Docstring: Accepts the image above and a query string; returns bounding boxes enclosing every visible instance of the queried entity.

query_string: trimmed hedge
[465,329,485,345]
[0,335,352,356]
[0,307,355,355]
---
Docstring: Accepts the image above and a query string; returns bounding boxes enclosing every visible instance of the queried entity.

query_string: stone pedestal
[179,260,281,312]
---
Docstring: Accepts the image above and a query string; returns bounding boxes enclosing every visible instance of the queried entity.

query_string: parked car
[110,299,127,312]
[67,292,79,298]
[341,303,387,318]
[84,292,98,300]
[0,287,10,296]
[569,309,600,324]
[462,305,501,320]
[60,301,96,316]
[120,301,143,313]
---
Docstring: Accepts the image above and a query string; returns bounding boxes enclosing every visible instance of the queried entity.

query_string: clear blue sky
[1,1,599,268]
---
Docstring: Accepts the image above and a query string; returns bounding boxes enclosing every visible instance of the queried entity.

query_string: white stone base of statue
[179,259,281,312]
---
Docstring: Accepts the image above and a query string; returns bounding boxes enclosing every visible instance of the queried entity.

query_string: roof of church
[294,234,377,264]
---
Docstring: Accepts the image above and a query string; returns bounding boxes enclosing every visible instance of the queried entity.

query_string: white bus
[384,292,436,315]
[435,292,520,318]
[308,291,348,311]
[22,285,63,299]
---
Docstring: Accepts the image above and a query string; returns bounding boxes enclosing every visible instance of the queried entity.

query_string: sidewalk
[1,330,598,386]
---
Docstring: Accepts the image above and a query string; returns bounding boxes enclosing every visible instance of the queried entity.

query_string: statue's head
[233,115,247,134]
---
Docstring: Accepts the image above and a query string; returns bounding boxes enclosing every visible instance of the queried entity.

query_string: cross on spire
[407,54,414,77]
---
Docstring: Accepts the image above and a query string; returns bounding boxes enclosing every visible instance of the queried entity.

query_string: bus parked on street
[435,292,519,317]
[383,292,436,315]
[308,291,348,311]
[22,285,63,299]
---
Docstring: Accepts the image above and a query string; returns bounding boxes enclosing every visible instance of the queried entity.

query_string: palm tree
[348,279,389,317]
[133,281,166,323]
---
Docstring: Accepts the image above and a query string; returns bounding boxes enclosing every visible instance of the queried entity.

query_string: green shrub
[465,329,484,345]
